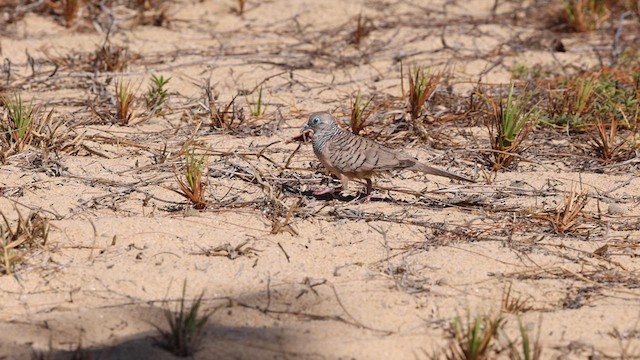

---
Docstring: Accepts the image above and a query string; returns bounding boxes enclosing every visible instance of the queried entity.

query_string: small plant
[501,282,533,314]
[534,187,589,234]
[146,74,170,114]
[348,14,374,46]
[115,79,136,125]
[504,318,543,360]
[247,86,266,117]
[157,282,211,357]
[486,83,538,170]
[0,209,49,275]
[589,117,626,164]
[350,91,373,135]
[563,0,609,32]
[546,76,595,128]
[406,65,441,119]
[201,81,242,129]
[175,146,208,209]
[1,93,35,152]
[448,312,505,360]
[45,0,81,27]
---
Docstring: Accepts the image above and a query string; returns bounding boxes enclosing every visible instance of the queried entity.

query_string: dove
[303,112,475,197]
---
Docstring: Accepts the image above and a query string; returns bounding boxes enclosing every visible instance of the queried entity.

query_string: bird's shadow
[299,189,394,203]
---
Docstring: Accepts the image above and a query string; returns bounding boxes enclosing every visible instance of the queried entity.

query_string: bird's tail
[410,162,476,183]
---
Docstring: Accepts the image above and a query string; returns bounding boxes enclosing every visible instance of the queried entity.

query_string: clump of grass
[534,187,589,234]
[202,81,241,129]
[563,0,609,32]
[115,79,136,125]
[350,91,374,135]
[501,283,533,314]
[485,83,539,170]
[247,85,266,117]
[91,38,132,73]
[1,93,35,153]
[511,64,546,81]
[504,318,543,360]
[45,0,81,27]
[405,65,441,119]
[588,117,626,164]
[175,146,208,209]
[448,312,505,360]
[146,74,170,114]
[156,282,211,357]
[0,209,49,275]
[348,14,374,46]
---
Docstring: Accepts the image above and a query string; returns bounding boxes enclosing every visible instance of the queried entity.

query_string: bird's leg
[359,178,373,202]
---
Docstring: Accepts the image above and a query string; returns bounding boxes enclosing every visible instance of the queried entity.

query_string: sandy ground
[1,0,640,359]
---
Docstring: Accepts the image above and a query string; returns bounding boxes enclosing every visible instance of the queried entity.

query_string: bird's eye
[312,117,320,124]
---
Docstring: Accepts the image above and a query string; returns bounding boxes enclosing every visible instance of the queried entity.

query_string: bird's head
[303,112,337,133]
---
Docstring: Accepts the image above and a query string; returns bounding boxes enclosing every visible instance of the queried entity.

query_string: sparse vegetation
[350,91,373,135]
[156,282,211,357]
[563,0,609,32]
[534,187,589,234]
[406,65,440,119]
[0,209,49,275]
[115,79,136,125]
[247,85,266,117]
[1,3,639,359]
[485,83,538,170]
[501,283,533,314]
[504,319,543,360]
[445,312,505,360]
[588,117,626,163]
[175,146,208,209]
[146,74,171,114]
[1,93,35,153]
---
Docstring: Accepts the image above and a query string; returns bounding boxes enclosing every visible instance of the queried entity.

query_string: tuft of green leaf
[350,91,374,135]
[1,93,35,152]
[146,74,171,114]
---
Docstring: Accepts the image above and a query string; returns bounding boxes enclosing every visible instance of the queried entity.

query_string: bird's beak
[303,124,311,131]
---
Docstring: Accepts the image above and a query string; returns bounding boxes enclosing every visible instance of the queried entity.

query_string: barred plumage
[303,112,475,197]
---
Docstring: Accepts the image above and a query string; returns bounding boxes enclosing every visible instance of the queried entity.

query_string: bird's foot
[312,187,339,197]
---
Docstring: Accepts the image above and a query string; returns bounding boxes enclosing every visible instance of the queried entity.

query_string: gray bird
[303,112,475,197]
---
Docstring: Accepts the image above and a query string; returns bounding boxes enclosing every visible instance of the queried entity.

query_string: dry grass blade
[348,14,374,46]
[62,0,81,27]
[350,91,374,135]
[236,0,246,15]
[407,64,441,119]
[533,188,589,234]
[501,282,533,314]
[588,117,626,164]
[175,147,208,209]
[0,209,49,275]
[202,81,242,129]
[554,189,589,234]
[44,0,81,27]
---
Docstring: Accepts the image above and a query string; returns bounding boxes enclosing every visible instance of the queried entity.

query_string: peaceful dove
[303,112,475,197]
